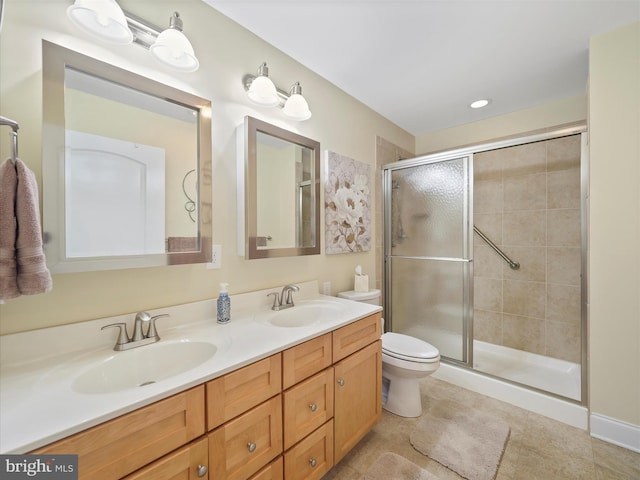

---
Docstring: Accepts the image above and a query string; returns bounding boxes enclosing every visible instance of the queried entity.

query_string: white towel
[14,159,52,295]
[0,158,19,300]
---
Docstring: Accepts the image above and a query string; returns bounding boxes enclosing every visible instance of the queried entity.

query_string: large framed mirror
[238,116,320,259]
[42,41,212,273]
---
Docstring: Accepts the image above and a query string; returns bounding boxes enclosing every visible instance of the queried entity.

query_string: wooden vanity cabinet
[123,437,209,480]
[32,386,205,480]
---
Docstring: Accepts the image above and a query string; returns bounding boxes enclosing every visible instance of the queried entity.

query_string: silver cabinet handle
[247,442,257,453]
[309,458,317,467]
[197,464,208,478]
[309,403,318,412]
[337,379,345,386]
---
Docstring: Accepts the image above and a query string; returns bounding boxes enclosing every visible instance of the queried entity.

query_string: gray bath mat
[410,400,510,480]
[359,452,440,480]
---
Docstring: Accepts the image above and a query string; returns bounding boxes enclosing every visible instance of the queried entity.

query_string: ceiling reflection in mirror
[42,41,212,273]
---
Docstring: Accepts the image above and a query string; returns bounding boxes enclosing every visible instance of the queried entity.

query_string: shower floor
[473,340,581,401]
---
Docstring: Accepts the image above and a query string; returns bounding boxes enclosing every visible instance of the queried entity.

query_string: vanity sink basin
[265,301,342,328]
[72,341,217,394]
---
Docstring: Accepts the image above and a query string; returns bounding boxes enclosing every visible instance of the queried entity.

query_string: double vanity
[0,281,382,479]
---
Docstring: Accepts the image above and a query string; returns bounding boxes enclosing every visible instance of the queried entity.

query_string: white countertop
[0,281,382,453]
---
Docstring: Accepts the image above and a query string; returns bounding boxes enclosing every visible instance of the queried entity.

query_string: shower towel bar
[473,225,520,270]
[0,115,19,164]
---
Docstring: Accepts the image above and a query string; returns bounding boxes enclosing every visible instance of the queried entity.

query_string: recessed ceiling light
[470,99,491,109]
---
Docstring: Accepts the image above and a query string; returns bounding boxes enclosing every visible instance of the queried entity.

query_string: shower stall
[383,125,587,404]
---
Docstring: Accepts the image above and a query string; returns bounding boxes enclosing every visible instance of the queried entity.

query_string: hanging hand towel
[15,158,52,295]
[0,158,19,300]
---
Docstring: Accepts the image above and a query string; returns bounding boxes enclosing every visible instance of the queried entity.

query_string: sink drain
[139,380,156,387]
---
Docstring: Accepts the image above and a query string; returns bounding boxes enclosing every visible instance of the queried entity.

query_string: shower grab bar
[473,225,520,270]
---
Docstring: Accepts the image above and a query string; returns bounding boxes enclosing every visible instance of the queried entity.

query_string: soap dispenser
[217,283,231,324]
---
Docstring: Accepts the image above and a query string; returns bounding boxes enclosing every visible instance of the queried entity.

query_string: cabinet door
[249,457,283,480]
[283,420,333,480]
[33,386,205,480]
[209,395,283,480]
[283,367,334,450]
[334,340,381,463]
[332,313,381,362]
[123,437,209,480]
[207,354,282,430]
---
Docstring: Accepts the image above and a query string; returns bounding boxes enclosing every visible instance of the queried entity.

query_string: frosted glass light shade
[150,28,199,72]
[283,94,312,121]
[247,76,279,107]
[67,0,133,44]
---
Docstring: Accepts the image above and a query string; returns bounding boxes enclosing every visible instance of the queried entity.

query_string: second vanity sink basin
[264,301,342,328]
[72,341,217,394]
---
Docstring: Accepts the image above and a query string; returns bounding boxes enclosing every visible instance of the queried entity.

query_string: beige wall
[0,0,413,334]
[588,21,640,427]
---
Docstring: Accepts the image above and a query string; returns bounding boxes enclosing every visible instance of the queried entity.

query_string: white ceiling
[204,0,639,137]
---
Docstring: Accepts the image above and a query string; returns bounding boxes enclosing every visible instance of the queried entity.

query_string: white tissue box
[354,275,369,292]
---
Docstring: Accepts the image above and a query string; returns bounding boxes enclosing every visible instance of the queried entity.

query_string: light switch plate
[207,244,222,269]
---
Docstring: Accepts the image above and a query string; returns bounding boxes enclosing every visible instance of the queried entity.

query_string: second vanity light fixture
[243,63,312,121]
[67,0,199,72]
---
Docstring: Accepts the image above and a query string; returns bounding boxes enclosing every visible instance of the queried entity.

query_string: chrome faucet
[102,311,169,351]
[267,284,300,311]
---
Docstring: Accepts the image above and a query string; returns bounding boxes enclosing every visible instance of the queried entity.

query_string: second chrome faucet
[267,284,300,311]
[102,311,169,351]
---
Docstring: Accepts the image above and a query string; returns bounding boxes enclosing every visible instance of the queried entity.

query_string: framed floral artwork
[324,151,371,254]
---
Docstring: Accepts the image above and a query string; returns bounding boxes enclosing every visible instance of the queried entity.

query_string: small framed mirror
[238,116,320,259]
[42,41,212,273]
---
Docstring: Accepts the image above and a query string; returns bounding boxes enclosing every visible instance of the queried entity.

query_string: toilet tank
[337,289,381,305]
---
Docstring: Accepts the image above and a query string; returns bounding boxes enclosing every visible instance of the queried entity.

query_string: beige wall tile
[503,210,546,246]
[474,245,503,279]
[547,135,581,172]
[504,172,547,211]
[503,313,545,354]
[474,149,504,181]
[547,208,581,246]
[473,213,502,244]
[474,178,503,214]
[547,283,581,324]
[546,320,581,363]
[502,246,546,282]
[474,277,503,312]
[548,168,581,209]
[503,141,547,177]
[547,247,581,286]
[504,280,546,318]
[473,309,503,344]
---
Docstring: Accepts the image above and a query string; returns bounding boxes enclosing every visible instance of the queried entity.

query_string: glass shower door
[384,155,472,363]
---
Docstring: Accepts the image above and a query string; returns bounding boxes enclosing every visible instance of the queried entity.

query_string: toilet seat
[382,332,439,363]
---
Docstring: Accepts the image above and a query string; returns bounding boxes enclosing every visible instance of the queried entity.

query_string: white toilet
[338,289,441,418]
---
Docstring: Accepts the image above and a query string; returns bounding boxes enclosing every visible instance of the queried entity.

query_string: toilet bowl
[381,332,440,417]
[337,289,440,418]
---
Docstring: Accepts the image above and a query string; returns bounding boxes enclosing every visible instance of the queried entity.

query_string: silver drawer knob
[309,458,317,467]
[309,403,318,412]
[337,379,345,386]
[247,442,257,453]
[197,464,208,478]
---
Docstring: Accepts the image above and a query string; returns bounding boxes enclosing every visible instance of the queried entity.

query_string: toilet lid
[382,332,439,361]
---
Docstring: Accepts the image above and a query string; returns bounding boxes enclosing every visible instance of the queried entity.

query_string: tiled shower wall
[473,135,582,363]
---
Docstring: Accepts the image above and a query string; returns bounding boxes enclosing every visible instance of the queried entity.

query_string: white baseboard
[590,413,640,453]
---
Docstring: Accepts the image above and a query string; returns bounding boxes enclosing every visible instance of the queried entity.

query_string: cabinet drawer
[123,437,209,480]
[249,456,283,480]
[283,420,334,480]
[283,368,334,450]
[332,313,381,362]
[33,386,205,480]
[207,353,281,430]
[282,334,332,389]
[209,395,283,480]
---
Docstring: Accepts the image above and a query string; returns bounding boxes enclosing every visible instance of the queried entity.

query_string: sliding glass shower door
[383,154,472,363]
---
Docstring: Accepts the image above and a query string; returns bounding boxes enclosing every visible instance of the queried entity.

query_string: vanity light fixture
[67,0,133,44]
[246,63,280,107]
[243,63,313,121]
[67,1,199,72]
